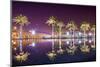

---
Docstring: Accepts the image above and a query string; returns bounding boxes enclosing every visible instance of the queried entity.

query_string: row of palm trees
[46,16,95,39]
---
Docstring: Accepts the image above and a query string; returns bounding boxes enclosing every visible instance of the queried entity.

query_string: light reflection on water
[12,38,96,66]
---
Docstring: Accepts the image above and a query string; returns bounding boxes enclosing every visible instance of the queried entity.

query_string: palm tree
[15,51,30,62]
[80,21,90,38]
[46,16,57,60]
[57,21,64,38]
[66,20,77,38]
[66,21,77,54]
[57,21,64,54]
[13,14,30,62]
[91,25,96,49]
[80,21,90,53]
[46,16,57,38]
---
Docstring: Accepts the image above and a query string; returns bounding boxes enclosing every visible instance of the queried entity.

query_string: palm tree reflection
[80,22,90,53]
[66,39,77,54]
[57,22,64,54]
[57,39,64,54]
[15,51,30,62]
[91,25,96,49]
[47,40,56,60]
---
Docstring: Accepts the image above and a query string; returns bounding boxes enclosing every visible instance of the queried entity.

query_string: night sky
[12,1,96,34]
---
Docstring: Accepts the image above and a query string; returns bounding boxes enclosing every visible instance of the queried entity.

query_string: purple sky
[12,1,96,34]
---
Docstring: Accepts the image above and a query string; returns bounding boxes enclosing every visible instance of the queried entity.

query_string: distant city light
[78,40,82,44]
[78,32,82,36]
[32,30,36,35]
[14,48,17,51]
[66,32,69,35]
[66,41,70,44]
[13,41,16,44]
[89,40,92,43]
[29,30,36,35]
[31,42,35,47]
[14,26,17,30]
[89,32,92,36]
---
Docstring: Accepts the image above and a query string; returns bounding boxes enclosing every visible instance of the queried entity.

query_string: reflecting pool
[12,38,96,66]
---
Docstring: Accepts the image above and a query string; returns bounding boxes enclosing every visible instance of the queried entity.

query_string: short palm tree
[80,21,90,53]
[13,14,30,62]
[91,25,96,49]
[66,20,77,38]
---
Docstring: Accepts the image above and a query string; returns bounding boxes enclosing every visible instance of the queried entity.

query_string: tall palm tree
[91,25,96,49]
[57,22,64,54]
[46,16,57,38]
[13,14,30,62]
[80,21,90,53]
[57,21,64,38]
[66,21,77,54]
[80,21,90,38]
[46,16,57,60]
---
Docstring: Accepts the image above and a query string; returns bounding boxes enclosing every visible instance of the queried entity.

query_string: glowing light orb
[31,42,35,47]
[78,32,82,36]
[14,48,17,50]
[89,32,92,36]
[89,40,92,43]
[66,41,70,44]
[14,26,17,30]
[78,40,82,44]
[29,30,36,35]
[32,30,36,35]
[66,32,69,35]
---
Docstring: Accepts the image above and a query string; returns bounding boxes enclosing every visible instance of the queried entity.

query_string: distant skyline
[12,1,96,34]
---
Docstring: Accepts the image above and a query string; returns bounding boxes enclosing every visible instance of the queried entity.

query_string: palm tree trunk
[59,27,62,49]
[59,39,61,49]
[84,30,86,46]
[19,25,23,52]
[94,31,95,46]
[52,24,54,52]
[70,30,73,46]
[60,27,61,39]
[72,30,74,46]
